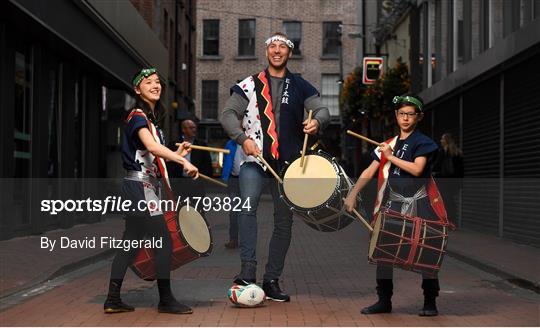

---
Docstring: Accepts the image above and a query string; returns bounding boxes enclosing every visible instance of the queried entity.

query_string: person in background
[167,119,213,200]
[221,139,244,249]
[432,133,463,221]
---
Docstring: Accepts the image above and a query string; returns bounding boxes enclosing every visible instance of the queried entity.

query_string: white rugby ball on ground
[227,284,265,307]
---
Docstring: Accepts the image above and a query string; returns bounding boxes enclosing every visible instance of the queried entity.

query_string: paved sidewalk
[446,229,539,290]
[0,217,123,297]
[0,196,538,326]
[1,197,538,299]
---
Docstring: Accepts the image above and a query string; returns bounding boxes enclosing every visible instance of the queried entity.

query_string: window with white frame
[321,74,340,116]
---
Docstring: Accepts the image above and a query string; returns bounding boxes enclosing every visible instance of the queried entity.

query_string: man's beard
[267,56,289,70]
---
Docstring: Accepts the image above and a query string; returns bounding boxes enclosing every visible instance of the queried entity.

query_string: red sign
[362,57,384,85]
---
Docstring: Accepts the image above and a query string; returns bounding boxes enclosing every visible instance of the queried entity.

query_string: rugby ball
[227,284,265,307]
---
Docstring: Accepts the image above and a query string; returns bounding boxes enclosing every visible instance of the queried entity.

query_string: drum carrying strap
[126,109,174,202]
[388,185,427,217]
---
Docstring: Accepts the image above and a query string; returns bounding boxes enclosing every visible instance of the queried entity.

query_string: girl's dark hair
[396,93,424,113]
[128,70,162,123]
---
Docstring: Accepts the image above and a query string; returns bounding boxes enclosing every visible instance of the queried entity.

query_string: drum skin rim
[278,150,343,212]
[368,211,382,259]
[176,206,213,256]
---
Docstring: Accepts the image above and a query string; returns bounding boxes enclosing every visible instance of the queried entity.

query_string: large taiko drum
[278,150,367,232]
[131,205,213,280]
[368,208,449,277]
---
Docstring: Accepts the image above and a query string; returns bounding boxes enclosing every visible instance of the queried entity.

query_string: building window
[202,80,218,120]
[322,22,341,57]
[321,74,340,116]
[283,21,302,55]
[238,19,256,56]
[203,19,220,56]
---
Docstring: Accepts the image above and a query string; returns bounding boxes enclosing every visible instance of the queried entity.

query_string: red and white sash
[126,109,175,201]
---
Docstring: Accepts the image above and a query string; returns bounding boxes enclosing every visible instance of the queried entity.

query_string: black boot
[419,278,439,316]
[419,296,438,316]
[157,279,193,314]
[233,261,257,285]
[103,279,135,314]
[361,279,392,314]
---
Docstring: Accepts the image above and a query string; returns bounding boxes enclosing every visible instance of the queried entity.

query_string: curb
[0,249,115,300]
[446,249,540,294]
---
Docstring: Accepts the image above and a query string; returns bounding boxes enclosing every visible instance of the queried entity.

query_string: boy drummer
[345,93,446,316]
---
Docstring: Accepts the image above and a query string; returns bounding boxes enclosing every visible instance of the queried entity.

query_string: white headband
[265,35,295,49]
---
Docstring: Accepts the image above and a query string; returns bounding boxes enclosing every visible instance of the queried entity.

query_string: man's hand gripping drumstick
[300,110,313,167]
[242,138,283,183]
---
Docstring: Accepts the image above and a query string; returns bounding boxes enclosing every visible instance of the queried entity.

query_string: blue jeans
[238,162,293,281]
[228,176,239,241]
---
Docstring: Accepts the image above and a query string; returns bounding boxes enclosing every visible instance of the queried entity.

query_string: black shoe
[158,299,193,314]
[103,298,135,314]
[262,280,290,302]
[419,299,438,316]
[360,300,392,314]
[233,262,257,285]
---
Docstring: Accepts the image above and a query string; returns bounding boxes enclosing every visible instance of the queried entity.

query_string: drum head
[368,212,383,258]
[283,155,338,209]
[177,206,211,254]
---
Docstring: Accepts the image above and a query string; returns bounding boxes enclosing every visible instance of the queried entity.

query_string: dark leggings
[376,265,440,298]
[109,215,172,280]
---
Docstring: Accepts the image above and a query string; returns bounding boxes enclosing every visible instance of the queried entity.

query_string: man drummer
[344,93,444,316]
[220,32,329,301]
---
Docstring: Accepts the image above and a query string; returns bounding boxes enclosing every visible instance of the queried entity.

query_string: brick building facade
[195,0,362,156]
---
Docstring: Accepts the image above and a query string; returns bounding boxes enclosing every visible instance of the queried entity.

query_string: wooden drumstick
[342,198,374,232]
[300,110,313,167]
[176,143,231,154]
[256,155,283,184]
[198,173,228,188]
[346,130,382,147]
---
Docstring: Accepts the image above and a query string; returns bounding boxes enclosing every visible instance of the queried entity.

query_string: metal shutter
[462,77,500,234]
[433,97,460,144]
[503,55,540,245]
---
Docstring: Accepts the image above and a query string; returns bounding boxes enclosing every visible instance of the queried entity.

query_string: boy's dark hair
[393,93,424,113]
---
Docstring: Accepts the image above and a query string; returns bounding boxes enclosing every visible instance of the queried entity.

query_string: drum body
[131,206,213,280]
[368,208,448,277]
[279,150,365,232]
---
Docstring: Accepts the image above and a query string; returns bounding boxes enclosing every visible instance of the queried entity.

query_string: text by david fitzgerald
[40,236,162,252]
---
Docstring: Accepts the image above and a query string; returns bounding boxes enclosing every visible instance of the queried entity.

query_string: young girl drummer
[103,68,198,315]
[345,94,444,317]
